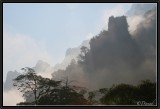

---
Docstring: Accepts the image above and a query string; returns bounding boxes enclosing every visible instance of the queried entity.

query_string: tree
[78,46,89,64]
[77,46,92,73]
[58,76,89,105]
[13,67,61,105]
[99,88,108,94]
[135,80,156,103]
[13,67,42,105]
[38,78,62,105]
[13,68,89,105]
[88,91,96,104]
[100,84,137,105]
[99,80,156,105]
[38,76,89,105]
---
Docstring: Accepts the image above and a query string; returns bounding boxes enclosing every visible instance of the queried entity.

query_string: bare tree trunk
[34,90,37,105]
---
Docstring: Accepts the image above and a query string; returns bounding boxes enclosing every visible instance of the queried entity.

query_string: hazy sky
[3,3,133,82]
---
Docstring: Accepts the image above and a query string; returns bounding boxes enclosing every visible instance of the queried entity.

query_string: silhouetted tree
[135,80,156,104]
[99,88,108,94]
[13,67,156,105]
[13,67,43,105]
[13,67,62,105]
[100,84,137,105]
[56,76,89,105]
[99,80,156,105]
[37,78,62,105]
[78,46,89,64]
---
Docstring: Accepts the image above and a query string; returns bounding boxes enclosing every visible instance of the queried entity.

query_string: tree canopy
[13,68,156,105]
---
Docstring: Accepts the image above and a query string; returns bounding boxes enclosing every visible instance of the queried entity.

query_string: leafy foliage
[13,68,156,105]
[13,67,43,105]
[13,68,90,105]
[99,80,156,105]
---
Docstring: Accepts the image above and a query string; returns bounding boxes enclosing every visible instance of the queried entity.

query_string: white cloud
[3,32,54,82]
[127,15,144,35]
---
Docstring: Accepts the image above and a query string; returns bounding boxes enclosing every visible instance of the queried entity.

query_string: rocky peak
[4,71,20,91]
[33,60,50,73]
[108,16,128,33]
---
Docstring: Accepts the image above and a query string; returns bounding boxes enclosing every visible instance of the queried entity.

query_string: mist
[3,3,157,105]
[3,88,25,106]
[52,5,156,90]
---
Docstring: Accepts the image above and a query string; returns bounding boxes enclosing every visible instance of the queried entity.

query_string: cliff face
[89,16,143,72]
[108,16,129,35]
[52,9,156,90]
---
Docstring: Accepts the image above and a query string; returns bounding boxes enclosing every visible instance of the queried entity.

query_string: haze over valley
[3,3,156,106]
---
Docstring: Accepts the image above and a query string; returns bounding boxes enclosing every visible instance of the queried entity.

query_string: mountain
[4,3,156,99]
[52,6,156,90]
[3,71,20,91]
[33,60,50,73]
[4,60,54,91]
[53,40,90,71]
